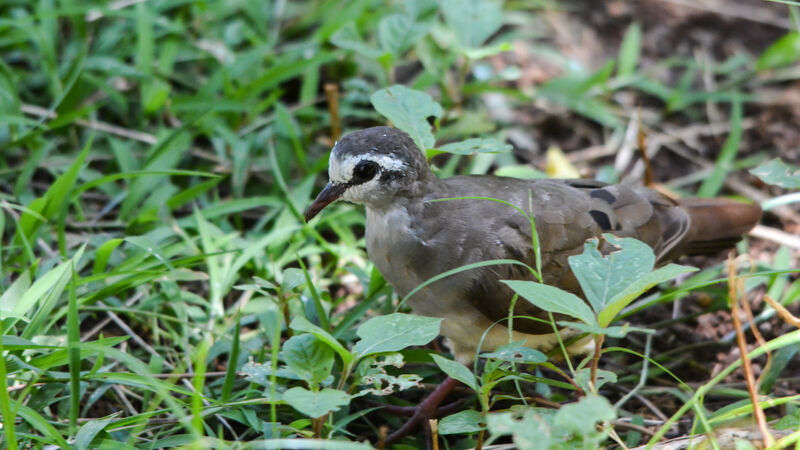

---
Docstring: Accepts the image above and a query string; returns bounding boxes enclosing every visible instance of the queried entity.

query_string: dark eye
[352,160,379,182]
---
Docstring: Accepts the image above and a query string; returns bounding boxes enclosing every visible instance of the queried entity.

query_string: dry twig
[726,253,774,448]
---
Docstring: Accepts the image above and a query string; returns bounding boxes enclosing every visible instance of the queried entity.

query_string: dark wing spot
[590,188,617,204]
[565,179,606,189]
[589,210,612,230]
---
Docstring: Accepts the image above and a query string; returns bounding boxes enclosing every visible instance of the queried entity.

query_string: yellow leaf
[546,147,580,178]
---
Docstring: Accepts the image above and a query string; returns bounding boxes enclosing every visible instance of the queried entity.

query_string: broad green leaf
[503,280,597,326]
[280,267,307,292]
[479,341,546,364]
[436,137,512,156]
[370,85,443,151]
[554,394,616,435]
[353,313,441,357]
[240,360,303,386]
[617,23,641,77]
[440,0,503,50]
[378,14,431,56]
[567,235,655,314]
[290,316,353,365]
[438,409,486,435]
[430,354,479,392]
[573,369,617,393]
[756,32,800,70]
[405,0,438,19]
[487,408,558,448]
[357,373,423,397]
[282,387,350,418]
[597,263,697,327]
[750,158,800,189]
[282,334,335,385]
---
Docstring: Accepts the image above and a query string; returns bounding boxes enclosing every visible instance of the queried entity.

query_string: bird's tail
[678,198,762,254]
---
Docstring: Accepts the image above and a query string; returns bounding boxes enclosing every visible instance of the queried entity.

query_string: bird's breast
[365,206,423,294]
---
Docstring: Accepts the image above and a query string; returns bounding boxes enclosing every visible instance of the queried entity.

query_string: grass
[2,0,800,448]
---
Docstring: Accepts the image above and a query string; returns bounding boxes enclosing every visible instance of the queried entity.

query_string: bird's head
[304,127,431,221]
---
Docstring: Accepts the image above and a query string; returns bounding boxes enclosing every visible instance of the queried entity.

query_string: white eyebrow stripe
[328,153,406,184]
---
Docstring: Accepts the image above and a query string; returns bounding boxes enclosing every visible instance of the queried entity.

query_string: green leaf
[573,369,617,393]
[486,408,558,448]
[378,14,431,56]
[282,387,350,419]
[567,235,655,314]
[617,23,641,77]
[142,78,170,114]
[93,238,124,274]
[440,0,503,50]
[370,85,443,151]
[756,32,800,70]
[282,334,335,385]
[597,263,696,327]
[502,280,597,326]
[479,341,546,364]
[430,354,479,392]
[438,409,486,435]
[330,23,384,59]
[435,137,512,156]
[74,414,118,450]
[554,394,616,435]
[289,316,353,365]
[749,158,800,189]
[698,98,742,197]
[353,313,441,357]
[535,61,621,128]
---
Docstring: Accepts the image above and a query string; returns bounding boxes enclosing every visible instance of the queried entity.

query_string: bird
[304,126,761,445]
[305,126,761,362]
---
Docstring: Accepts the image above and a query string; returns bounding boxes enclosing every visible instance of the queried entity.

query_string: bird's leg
[384,377,462,446]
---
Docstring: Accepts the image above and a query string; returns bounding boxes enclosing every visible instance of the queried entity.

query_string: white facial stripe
[328,152,407,185]
[341,176,381,202]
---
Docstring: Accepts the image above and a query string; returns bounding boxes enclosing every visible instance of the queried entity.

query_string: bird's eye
[352,160,379,182]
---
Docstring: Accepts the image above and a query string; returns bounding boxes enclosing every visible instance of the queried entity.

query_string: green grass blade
[698,98,742,197]
[221,316,241,402]
[0,336,18,450]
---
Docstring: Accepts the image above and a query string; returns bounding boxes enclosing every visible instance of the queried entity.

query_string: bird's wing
[435,177,691,334]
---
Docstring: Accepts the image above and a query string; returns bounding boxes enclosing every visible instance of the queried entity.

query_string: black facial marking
[350,160,379,185]
[589,210,612,230]
[590,189,617,204]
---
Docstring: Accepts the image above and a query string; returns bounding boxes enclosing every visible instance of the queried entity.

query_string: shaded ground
[494,0,800,438]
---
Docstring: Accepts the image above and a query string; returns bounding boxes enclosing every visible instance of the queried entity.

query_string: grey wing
[457,178,691,334]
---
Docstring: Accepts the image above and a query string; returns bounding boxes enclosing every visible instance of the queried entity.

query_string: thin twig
[763,294,800,328]
[325,83,341,142]
[726,253,774,448]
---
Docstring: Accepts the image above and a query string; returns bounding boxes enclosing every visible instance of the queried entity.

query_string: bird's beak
[304,182,347,222]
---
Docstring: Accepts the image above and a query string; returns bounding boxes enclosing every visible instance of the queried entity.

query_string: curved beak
[304,182,347,222]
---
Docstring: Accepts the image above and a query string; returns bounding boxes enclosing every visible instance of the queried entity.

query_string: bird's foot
[382,377,463,448]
